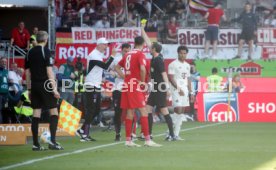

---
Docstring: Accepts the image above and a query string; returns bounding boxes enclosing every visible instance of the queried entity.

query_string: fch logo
[204,93,239,122]
[207,103,237,122]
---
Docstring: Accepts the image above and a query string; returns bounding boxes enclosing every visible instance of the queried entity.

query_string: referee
[25,31,63,151]
[142,28,175,141]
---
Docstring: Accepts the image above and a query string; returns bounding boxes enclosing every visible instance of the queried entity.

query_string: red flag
[189,0,214,16]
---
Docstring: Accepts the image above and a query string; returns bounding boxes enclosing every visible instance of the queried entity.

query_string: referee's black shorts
[31,82,58,109]
[147,90,167,108]
[240,29,255,42]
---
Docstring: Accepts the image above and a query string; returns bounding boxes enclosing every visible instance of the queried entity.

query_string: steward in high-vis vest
[74,71,85,92]
[14,91,33,117]
[30,27,38,48]
[74,58,86,113]
[206,67,223,92]
[74,57,85,93]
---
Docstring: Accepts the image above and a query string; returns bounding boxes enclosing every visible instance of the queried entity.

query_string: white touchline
[0,122,224,170]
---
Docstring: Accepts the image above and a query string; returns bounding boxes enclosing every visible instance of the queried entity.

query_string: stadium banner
[56,31,157,44]
[197,92,276,122]
[257,28,276,46]
[238,93,276,122]
[178,28,276,48]
[262,46,276,59]
[194,60,276,77]
[0,124,70,145]
[201,93,239,122]
[71,27,141,44]
[178,28,242,48]
[55,43,151,67]
[162,44,262,60]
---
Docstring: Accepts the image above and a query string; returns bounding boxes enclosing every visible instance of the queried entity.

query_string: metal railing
[1,42,27,70]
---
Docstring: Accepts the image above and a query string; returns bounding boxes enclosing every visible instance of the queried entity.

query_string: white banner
[162,44,262,60]
[178,28,276,48]
[178,28,242,48]
[72,27,141,44]
[257,28,276,46]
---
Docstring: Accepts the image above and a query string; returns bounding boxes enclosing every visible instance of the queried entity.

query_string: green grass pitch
[1,122,276,170]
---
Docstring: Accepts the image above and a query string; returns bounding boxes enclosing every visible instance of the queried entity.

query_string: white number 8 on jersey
[125,55,131,70]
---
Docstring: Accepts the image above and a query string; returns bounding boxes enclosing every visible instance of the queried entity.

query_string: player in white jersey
[168,46,194,140]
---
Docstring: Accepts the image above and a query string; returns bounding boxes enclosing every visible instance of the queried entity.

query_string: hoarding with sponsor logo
[0,124,70,145]
[203,93,239,122]
[194,60,276,77]
[197,92,276,122]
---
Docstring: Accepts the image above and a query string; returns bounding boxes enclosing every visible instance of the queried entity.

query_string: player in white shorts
[168,46,195,140]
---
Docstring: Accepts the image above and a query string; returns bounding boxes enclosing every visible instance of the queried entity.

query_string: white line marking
[0,122,224,170]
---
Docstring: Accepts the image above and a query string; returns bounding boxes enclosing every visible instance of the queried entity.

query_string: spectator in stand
[30,27,38,48]
[207,67,223,92]
[8,63,23,94]
[94,15,110,28]
[79,2,95,15]
[175,0,186,20]
[63,2,78,27]
[165,1,177,16]
[79,2,95,26]
[264,15,276,27]
[65,0,78,10]
[123,8,138,27]
[77,0,95,11]
[166,16,179,44]
[16,68,25,87]
[203,2,227,59]
[95,0,108,15]
[142,0,152,18]
[145,14,158,32]
[0,57,9,123]
[11,21,30,51]
[5,62,22,124]
[233,3,258,61]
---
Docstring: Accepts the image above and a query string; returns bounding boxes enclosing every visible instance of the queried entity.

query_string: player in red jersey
[115,36,161,147]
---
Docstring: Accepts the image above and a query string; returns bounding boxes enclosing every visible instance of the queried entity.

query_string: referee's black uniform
[26,35,63,150]
[26,46,57,109]
[147,53,175,139]
[147,55,167,108]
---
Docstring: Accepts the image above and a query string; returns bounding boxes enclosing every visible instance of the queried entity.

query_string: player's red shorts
[120,87,146,109]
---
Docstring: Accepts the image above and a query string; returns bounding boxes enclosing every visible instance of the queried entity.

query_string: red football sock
[125,118,132,142]
[140,116,150,141]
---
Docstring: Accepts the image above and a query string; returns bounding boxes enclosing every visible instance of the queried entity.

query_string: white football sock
[174,114,183,137]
